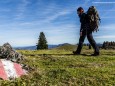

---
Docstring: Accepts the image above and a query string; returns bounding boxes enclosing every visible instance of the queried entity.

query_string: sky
[0,0,115,47]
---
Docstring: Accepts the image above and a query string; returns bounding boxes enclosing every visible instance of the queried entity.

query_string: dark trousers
[76,30,99,54]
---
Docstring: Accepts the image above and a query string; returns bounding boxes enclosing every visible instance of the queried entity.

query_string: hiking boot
[91,52,99,56]
[73,51,80,55]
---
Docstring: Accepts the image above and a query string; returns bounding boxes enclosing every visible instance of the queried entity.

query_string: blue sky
[0,0,115,47]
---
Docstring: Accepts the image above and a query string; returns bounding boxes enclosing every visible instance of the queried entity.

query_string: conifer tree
[37,32,48,50]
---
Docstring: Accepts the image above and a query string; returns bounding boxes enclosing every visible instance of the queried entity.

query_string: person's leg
[87,30,99,55]
[74,31,86,54]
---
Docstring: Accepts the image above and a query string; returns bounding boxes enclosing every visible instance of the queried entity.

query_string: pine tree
[37,32,48,50]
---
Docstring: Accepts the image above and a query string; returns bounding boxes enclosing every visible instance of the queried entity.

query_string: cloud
[42,23,79,44]
[15,0,30,19]
[95,35,115,39]
[100,7,115,19]
[101,17,115,19]
[0,9,11,12]
[92,2,115,4]
[1,0,115,46]
[0,0,12,4]
[84,0,91,5]
[0,0,89,46]
[99,10,115,12]
[0,19,79,46]
[35,1,75,23]
[100,24,115,30]
[44,10,72,22]
[5,38,36,47]
[15,9,74,26]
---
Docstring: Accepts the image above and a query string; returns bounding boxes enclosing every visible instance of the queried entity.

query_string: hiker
[73,6,100,56]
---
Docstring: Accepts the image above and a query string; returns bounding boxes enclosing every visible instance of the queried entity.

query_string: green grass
[0,47,115,86]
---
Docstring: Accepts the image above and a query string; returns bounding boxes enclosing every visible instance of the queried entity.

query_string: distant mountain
[14,45,58,50]
[14,43,103,50]
[57,43,72,47]
[48,45,58,49]
[14,46,37,50]
[14,43,72,50]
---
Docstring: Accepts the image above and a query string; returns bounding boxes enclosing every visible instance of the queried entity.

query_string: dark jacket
[79,13,89,32]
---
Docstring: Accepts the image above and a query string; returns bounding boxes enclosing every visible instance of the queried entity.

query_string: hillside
[0,47,115,86]
[55,43,77,51]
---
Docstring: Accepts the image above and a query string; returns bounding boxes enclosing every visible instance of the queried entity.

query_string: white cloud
[101,16,115,19]
[7,38,36,47]
[1,0,115,46]
[0,9,11,12]
[15,9,73,26]
[0,21,79,46]
[100,24,115,30]
[95,35,115,39]
[84,0,91,5]
[15,0,30,19]
[0,0,12,3]
[92,2,115,4]
[44,10,72,22]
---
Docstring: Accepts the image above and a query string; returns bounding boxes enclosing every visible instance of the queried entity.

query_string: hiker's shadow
[50,54,91,56]
[29,54,92,56]
[80,54,92,56]
[43,54,91,56]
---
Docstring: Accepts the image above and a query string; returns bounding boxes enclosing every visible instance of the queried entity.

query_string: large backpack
[87,6,101,32]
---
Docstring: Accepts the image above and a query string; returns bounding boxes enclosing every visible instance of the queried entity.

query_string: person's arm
[79,13,86,36]
[80,24,83,36]
[80,29,83,36]
[80,23,84,32]
[80,15,85,36]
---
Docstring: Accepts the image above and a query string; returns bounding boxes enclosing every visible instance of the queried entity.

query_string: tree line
[102,41,115,49]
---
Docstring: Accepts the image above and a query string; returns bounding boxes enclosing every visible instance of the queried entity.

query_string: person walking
[73,7,100,56]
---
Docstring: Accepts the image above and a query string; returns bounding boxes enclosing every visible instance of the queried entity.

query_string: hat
[77,7,84,12]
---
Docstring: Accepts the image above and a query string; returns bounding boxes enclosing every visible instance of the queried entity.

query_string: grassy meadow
[0,45,115,86]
